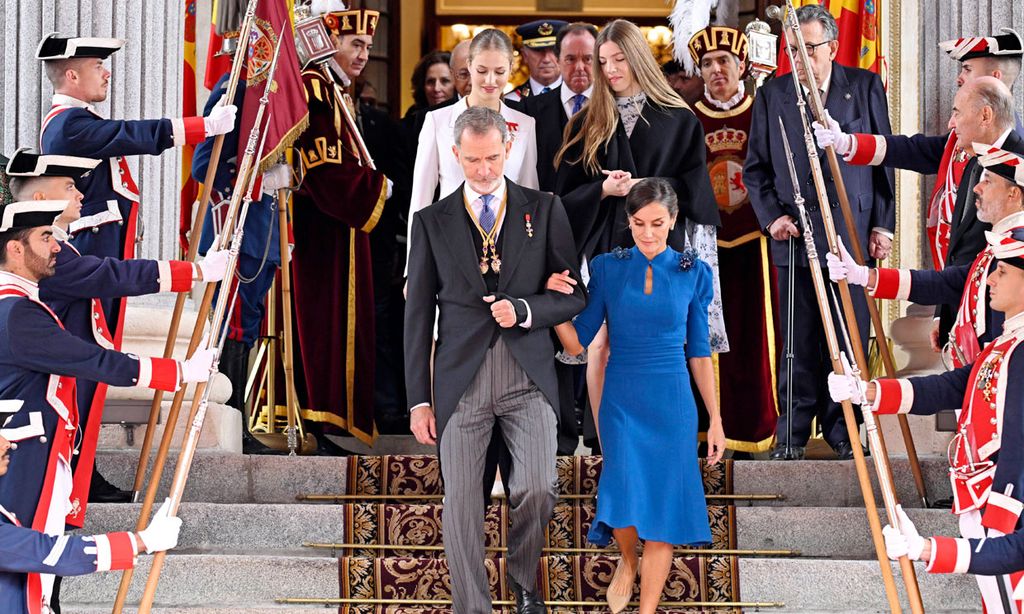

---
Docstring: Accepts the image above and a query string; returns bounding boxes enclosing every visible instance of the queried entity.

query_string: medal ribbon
[464,191,508,274]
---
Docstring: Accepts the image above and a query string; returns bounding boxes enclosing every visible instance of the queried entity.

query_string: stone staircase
[56,449,981,613]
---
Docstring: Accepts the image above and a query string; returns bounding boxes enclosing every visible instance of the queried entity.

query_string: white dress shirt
[560,84,594,119]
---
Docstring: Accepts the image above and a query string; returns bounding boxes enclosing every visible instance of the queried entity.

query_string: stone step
[736,506,960,559]
[740,558,979,612]
[60,555,337,607]
[94,450,952,507]
[81,503,959,562]
[82,501,732,552]
[66,608,326,614]
[58,552,982,611]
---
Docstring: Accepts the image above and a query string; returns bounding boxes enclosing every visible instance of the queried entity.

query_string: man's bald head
[450,39,472,97]
[950,76,1016,153]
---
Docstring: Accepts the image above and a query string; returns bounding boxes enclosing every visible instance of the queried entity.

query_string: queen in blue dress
[552,177,725,614]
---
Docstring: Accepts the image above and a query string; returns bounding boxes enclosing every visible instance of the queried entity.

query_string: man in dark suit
[405,106,585,614]
[743,4,895,461]
[522,22,597,193]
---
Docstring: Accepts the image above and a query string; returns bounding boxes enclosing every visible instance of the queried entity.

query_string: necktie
[571,93,586,115]
[541,86,550,94]
[479,194,496,234]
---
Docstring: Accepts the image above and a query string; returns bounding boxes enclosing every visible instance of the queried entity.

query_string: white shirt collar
[994,210,1024,234]
[52,93,96,113]
[800,70,832,101]
[1002,310,1024,336]
[993,127,1013,149]
[464,177,507,209]
[561,83,593,105]
[703,82,746,110]
[51,224,70,243]
[530,76,562,96]
[0,270,41,300]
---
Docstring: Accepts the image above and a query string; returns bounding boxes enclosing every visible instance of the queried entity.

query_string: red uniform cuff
[926,536,971,574]
[137,357,180,391]
[873,379,914,414]
[159,260,196,292]
[172,116,208,146]
[92,532,137,571]
[847,133,888,166]
[982,492,1024,535]
[872,268,912,300]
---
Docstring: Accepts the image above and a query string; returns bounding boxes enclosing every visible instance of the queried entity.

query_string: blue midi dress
[574,245,714,546]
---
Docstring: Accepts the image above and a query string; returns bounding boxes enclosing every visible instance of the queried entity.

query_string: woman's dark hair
[410,50,452,109]
[625,177,678,218]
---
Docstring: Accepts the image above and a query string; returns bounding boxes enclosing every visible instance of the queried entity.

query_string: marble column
[0,0,185,262]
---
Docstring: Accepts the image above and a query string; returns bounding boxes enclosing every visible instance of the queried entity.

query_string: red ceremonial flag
[180,0,200,255]
[775,0,886,84]
[204,0,234,91]
[237,0,309,175]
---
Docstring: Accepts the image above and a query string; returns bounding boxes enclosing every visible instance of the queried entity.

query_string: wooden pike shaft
[128,0,262,503]
[779,0,927,508]
[777,98,921,613]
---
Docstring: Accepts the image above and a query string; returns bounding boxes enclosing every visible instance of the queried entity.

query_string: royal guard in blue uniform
[830,224,1024,613]
[191,69,285,441]
[0,422,181,614]
[36,33,237,353]
[4,149,229,510]
[0,199,216,612]
[828,143,1024,369]
[814,29,1023,271]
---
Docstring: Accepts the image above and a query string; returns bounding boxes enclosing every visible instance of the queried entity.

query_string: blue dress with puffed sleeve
[574,245,714,546]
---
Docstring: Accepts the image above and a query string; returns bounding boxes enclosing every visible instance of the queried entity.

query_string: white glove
[882,524,909,560]
[261,164,292,195]
[204,104,237,137]
[180,348,216,384]
[893,505,925,560]
[826,238,870,286]
[137,498,182,554]
[827,353,867,405]
[386,177,394,200]
[812,111,853,156]
[197,249,230,282]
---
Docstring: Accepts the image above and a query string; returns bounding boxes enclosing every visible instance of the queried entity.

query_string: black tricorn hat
[5,148,99,180]
[36,32,125,60]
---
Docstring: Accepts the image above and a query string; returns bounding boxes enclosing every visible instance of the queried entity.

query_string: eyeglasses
[787,40,832,57]
[454,70,471,81]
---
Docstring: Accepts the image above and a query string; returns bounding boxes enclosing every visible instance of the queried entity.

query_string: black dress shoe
[88,467,132,503]
[769,443,805,460]
[507,572,547,614]
[833,441,869,460]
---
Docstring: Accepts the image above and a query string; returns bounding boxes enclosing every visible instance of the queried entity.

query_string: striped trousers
[440,337,558,613]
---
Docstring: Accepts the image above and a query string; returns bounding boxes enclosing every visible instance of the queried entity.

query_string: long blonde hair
[554,19,689,174]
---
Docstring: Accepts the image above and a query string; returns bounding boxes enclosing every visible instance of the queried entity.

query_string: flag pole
[127,0,259,504]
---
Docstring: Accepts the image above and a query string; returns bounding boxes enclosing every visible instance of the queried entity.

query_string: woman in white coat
[408,28,539,255]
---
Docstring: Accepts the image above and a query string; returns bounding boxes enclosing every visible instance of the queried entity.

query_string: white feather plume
[669,0,717,76]
[309,0,348,17]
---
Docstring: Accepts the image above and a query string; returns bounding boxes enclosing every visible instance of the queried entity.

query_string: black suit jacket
[404,180,587,441]
[522,85,572,193]
[743,62,896,267]
[554,101,719,263]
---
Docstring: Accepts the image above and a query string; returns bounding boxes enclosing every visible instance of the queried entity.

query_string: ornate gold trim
[694,96,754,119]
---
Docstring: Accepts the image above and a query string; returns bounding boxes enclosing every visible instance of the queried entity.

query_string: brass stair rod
[277,597,786,608]
[296,493,784,502]
[302,542,800,556]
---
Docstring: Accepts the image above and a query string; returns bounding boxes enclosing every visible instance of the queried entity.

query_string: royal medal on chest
[976,350,1004,402]
[479,237,502,274]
